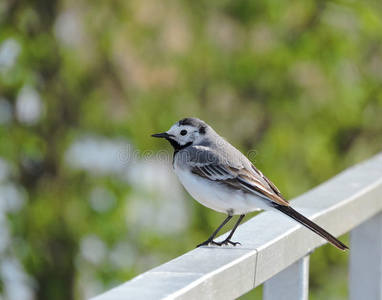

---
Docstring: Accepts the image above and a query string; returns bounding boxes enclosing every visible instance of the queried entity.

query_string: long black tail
[274,205,349,251]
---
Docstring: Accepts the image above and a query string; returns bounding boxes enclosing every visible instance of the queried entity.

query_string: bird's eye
[180,130,187,136]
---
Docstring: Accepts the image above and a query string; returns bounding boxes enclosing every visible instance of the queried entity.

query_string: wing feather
[190,163,289,206]
[184,145,289,206]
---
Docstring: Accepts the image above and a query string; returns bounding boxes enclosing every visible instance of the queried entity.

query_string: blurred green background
[1,0,381,299]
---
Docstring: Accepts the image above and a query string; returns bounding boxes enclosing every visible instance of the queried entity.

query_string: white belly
[174,164,268,215]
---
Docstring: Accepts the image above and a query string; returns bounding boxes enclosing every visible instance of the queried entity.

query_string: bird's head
[151,117,208,150]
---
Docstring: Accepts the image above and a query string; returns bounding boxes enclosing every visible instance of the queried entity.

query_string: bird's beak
[151,132,172,138]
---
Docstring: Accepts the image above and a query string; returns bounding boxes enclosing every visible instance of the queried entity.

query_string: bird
[151,117,348,251]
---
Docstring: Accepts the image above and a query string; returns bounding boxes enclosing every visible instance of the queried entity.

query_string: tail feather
[274,205,349,251]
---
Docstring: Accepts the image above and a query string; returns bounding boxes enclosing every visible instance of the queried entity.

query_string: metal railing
[91,153,382,300]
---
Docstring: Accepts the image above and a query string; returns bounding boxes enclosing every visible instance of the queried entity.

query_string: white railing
[91,153,382,300]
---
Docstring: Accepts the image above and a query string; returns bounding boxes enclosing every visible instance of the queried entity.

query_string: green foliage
[1,0,381,299]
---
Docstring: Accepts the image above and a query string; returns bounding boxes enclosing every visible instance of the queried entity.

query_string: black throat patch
[166,138,192,164]
[166,138,192,152]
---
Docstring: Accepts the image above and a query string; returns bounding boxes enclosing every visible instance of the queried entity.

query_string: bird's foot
[213,239,241,246]
[196,240,211,247]
[196,239,241,247]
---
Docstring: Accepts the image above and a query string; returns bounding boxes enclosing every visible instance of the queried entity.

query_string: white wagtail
[152,117,348,250]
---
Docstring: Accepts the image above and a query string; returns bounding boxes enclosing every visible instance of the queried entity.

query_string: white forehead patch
[167,124,196,135]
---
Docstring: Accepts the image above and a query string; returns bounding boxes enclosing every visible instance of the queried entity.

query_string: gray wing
[184,145,290,206]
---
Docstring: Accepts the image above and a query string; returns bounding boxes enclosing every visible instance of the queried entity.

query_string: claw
[196,240,212,247]
[213,239,241,246]
[227,240,241,246]
[196,239,241,247]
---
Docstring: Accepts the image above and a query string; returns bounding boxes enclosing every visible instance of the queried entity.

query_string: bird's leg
[213,214,245,246]
[197,215,233,247]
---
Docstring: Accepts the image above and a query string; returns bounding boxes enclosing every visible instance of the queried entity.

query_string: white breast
[173,161,266,215]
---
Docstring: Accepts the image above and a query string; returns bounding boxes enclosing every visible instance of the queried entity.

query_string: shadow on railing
[90,153,382,300]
